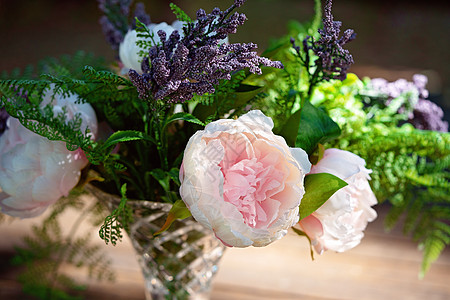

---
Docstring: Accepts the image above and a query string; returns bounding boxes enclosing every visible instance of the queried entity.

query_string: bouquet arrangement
[0,0,448,299]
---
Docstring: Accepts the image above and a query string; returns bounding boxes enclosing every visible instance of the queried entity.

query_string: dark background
[0,0,449,120]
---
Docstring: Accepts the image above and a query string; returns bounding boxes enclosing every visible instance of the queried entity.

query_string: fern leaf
[169,3,193,23]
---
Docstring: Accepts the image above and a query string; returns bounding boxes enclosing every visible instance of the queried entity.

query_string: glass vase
[86,184,226,300]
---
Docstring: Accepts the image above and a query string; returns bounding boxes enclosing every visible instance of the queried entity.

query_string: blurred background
[0,0,449,121]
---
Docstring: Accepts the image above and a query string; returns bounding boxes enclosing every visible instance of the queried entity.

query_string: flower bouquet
[0,0,448,299]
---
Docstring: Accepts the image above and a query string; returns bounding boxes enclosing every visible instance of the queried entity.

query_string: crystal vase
[86,184,226,300]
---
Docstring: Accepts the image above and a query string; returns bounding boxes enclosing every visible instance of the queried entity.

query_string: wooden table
[1,203,449,300]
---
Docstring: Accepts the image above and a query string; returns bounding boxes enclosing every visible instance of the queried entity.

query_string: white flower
[180,110,311,247]
[0,91,97,218]
[298,149,377,253]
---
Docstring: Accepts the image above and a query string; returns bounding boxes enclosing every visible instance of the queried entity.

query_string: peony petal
[290,147,311,174]
[180,110,306,247]
[304,148,378,253]
[237,110,274,132]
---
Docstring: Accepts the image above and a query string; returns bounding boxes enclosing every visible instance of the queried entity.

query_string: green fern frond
[12,196,115,299]
[419,226,449,278]
[99,184,133,245]
[169,3,193,23]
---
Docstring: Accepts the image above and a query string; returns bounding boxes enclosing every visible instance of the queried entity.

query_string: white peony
[297,148,377,253]
[0,91,97,218]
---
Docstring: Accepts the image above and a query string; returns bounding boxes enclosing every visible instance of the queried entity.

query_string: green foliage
[169,3,193,23]
[101,130,156,150]
[11,196,114,299]
[296,101,341,153]
[193,70,263,123]
[134,18,158,59]
[99,184,133,245]
[154,200,192,236]
[300,173,348,220]
[163,112,205,129]
[312,74,450,276]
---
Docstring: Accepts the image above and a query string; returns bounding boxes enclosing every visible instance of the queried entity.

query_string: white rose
[298,148,378,253]
[180,110,311,247]
[0,91,97,218]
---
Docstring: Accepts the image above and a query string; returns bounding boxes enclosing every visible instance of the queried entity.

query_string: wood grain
[0,203,449,300]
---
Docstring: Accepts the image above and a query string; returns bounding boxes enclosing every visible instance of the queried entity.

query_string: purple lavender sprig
[98,0,151,51]
[408,75,448,132]
[368,74,448,132]
[412,99,448,132]
[128,0,283,103]
[291,0,355,94]
[132,2,151,29]
[315,0,356,81]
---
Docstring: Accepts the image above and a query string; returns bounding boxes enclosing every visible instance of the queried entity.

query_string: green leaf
[299,173,348,220]
[101,130,155,150]
[233,84,264,107]
[168,168,181,186]
[154,200,192,236]
[295,101,341,155]
[279,104,302,147]
[149,168,170,192]
[192,103,215,123]
[163,112,204,130]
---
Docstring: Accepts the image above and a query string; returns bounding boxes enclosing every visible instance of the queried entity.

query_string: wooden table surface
[1,202,449,300]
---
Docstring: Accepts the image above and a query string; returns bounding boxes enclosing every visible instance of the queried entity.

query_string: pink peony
[298,148,377,253]
[179,110,311,247]
[0,91,97,218]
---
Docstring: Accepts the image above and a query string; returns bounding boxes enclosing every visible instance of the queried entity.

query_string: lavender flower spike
[129,1,283,103]
[98,0,151,50]
[411,99,448,132]
[313,0,356,81]
[234,0,246,8]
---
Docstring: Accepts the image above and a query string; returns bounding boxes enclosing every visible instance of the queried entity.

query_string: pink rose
[298,148,377,253]
[0,91,97,218]
[179,110,311,247]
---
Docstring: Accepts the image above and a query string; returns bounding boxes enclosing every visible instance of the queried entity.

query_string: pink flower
[298,149,377,253]
[0,91,97,218]
[180,110,311,247]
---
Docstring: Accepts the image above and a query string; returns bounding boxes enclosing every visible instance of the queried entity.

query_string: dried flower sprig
[412,99,448,132]
[291,0,355,98]
[129,0,283,103]
[369,74,448,132]
[314,0,355,81]
[98,0,151,50]
[98,0,132,50]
